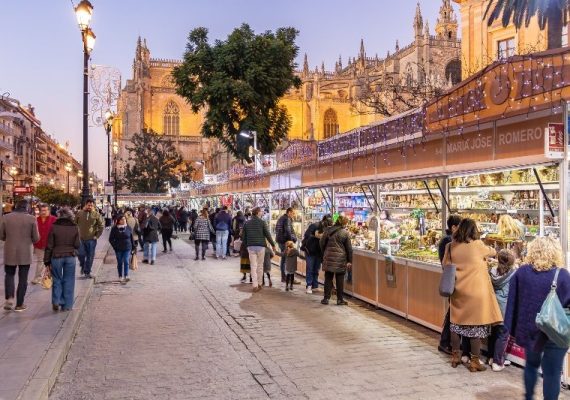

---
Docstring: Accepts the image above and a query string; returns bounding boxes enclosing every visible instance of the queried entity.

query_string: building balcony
[35,143,47,153]
[0,124,17,136]
[0,139,14,152]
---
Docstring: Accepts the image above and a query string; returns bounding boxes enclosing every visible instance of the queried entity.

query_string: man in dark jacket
[437,214,462,355]
[319,216,352,306]
[243,207,276,292]
[302,215,332,294]
[214,206,232,260]
[275,208,297,282]
[142,208,161,265]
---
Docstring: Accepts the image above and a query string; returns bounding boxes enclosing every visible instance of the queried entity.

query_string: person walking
[178,207,189,233]
[137,205,147,251]
[214,206,232,260]
[442,218,502,372]
[275,208,297,282]
[159,209,176,253]
[209,208,220,254]
[124,210,140,250]
[109,215,135,283]
[437,214,463,354]
[488,249,516,372]
[189,209,198,232]
[232,211,246,255]
[31,203,57,285]
[283,241,302,291]
[103,202,113,229]
[75,198,104,279]
[194,209,213,260]
[302,215,332,294]
[243,207,276,293]
[141,208,160,265]
[320,216,352,306]
[1,200,40,312]
[505,237,570,400]
[44,208,80,311]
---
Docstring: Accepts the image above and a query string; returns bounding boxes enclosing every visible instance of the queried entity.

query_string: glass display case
[449,165,560,261]
[303,188,332,230]
[377,179,443,264]
[270,190,303,239]
[334,185,378,252]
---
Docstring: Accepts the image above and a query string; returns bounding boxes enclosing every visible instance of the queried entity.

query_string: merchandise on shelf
[335,186,377,251]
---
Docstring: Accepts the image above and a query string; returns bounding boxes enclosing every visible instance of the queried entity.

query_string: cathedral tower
[435,0,458,40]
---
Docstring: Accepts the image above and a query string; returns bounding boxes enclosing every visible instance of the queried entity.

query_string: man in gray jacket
[1,200,40,311]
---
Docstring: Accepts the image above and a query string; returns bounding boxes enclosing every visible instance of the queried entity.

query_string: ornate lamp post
[75,0,96,204]
[64,162,72,193]
[112,140,119,207]
[103,110,114,203]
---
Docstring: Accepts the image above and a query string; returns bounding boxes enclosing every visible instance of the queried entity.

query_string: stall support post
[561,101,569,265]
[440,178,449,236]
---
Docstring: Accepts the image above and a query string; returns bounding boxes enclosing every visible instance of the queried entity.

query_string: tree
[121,130,194,193]
[172,24,302,161]
[35,184,80,207]
[485,0,568,50]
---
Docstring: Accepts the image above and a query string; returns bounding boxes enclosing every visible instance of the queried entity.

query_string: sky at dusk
[0,0,459,179]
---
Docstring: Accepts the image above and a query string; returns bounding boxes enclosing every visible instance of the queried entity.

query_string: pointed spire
[414,2,424,37]
[303,53,309,76]
[321,61,325,75]
[359,38,366,60]
[338,55,343,69]
[395,40,400,52]
[424,21,430,37]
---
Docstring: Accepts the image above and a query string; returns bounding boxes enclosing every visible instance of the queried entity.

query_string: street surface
[50,238,569,399]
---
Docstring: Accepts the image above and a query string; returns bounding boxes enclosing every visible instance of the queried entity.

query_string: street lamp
[103,110,114,203]
[64,162,72,193]
[195,160,206,182]
[239,130,261,172]
[49,178,55,186]
[75,0,96,204]
[112,140,119,207]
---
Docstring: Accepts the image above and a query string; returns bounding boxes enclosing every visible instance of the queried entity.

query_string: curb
[17,243,111,400]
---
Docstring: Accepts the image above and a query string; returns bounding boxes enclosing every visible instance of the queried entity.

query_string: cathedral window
[323,108,339,139]
[497,38,515,60]
[445,59,461,85]
[163,101,180,135]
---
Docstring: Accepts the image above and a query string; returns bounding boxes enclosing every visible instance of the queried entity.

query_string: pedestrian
[31,203,57,285]
[320,215,352,306]
[177,207,189,233]
[282,241,302,291]
[44,207,80,311]
[141,208,160,265]
[159,209,176,253]
[103,202,113,229]
[124,210,140,250]
[275,207,297,282]
[505,237,570,400]
[209,208,220,253]
[442,218,502,372]
[75,198,104,279]
[1,200,40,312]
[488,249,516,372]
[137,205,147,251]
[232,211,246,254]
[243,207,277,293]
[262,244,274,287]
[193,209,213,261]
[109,214,135,283]
[214,206,232,260]
[437,214,463,354]
[301,215,332,294]
[189,209,198,232]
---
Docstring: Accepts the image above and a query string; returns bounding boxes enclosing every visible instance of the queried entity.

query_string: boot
[451,350,461,368]
[468,354,487,372]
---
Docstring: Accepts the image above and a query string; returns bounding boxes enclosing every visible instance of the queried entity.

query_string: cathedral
[115,0,461,175]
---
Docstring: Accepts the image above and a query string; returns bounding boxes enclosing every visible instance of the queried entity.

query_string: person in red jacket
[31,203,57,285]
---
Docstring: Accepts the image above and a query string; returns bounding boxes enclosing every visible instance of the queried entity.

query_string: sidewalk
[0,232,110,400]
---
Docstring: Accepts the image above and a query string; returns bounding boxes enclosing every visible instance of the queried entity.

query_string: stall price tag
[545,123,564,159]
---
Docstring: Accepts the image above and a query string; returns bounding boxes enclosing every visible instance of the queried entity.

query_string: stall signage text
[545,123,564,159]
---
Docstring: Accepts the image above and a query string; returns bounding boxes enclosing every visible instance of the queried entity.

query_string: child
[488,249,516,372]
[262,245,274,287]
[284,241,303,291]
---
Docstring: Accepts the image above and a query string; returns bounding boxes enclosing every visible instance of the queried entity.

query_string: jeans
[51,257,76,309]
[324,271,345,302]
[195,240,208,258]
[248,246,265,288]
[4,265,30,307]
[305,255,321,289]
[162,229,173,251]
[32,248,45,282]
[115,250,131,278]
[524,341,567,400]
[278,243,287,280]
[488,324,510,365]
[216,230,229,258]
[78,239,97,275]
[144,242,157,261]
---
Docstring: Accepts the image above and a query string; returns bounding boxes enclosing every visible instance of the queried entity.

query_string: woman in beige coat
[443,218,502,372]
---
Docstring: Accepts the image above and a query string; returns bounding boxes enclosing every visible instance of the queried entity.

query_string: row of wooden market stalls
[186,48,570,366]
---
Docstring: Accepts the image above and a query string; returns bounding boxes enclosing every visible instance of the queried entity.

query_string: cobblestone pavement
[51,238,570,400]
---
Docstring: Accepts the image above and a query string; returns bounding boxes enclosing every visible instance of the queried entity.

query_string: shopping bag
[130,254,139,271]
[41,268,53,290]
[536,268,570,348]
[233,238,242,252]
[439,243,456,297]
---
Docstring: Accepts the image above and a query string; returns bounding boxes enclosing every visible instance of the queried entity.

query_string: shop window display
[303,188,332,229]
[334,185,377,251]
[270,190,303,239]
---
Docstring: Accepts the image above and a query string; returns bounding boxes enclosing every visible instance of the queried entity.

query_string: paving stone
[50,238,570,399]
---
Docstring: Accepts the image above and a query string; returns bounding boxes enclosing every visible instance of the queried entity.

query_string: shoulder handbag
[439,243,456,297]
[535,268,570,348]
[41,268,53,290]
[129,254,139,271]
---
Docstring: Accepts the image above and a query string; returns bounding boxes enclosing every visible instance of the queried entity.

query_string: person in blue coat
[109,215,135,283]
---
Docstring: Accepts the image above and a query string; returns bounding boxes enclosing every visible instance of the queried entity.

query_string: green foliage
[35,184,80,207]
[122,130,194,193]
[173,24,302,161]
[485,0,567,49]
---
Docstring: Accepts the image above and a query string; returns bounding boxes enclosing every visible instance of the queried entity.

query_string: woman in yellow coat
[443,218,503,372]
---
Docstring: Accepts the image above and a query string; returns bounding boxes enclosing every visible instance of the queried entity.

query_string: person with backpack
[301,215,332,294]
[214,206,232,260]
[275,208,297,282]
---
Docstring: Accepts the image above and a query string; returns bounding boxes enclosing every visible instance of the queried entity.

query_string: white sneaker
[306,287,313,294]
[504,360,511,366]
[461,356,469,364]
[492,363,505,372]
